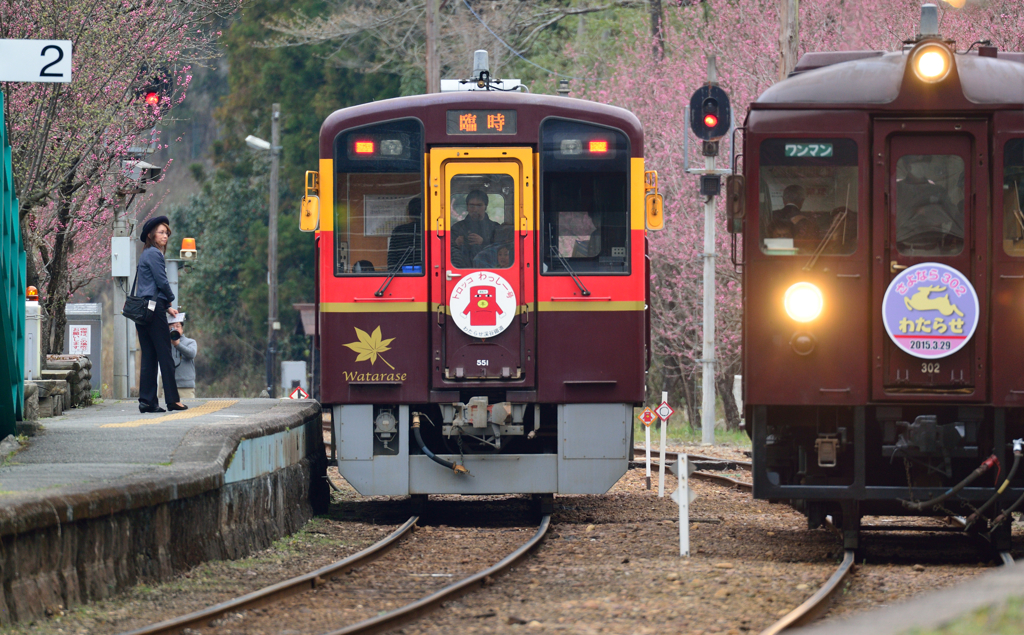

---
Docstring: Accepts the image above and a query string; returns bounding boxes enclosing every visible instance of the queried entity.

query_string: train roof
[320,90,644,158]
[754,47,1024,110]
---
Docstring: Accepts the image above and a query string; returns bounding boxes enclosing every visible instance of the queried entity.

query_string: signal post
[687,56,731,445]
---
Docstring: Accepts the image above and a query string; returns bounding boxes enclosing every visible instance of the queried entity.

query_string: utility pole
[425,0,440,93]
[779,0,800,81]
[112,192,132,399]
[266,103,281,398]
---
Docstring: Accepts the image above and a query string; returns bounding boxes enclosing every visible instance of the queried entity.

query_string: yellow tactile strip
[101,400,239,428]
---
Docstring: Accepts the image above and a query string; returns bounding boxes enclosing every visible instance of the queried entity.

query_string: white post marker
[669,456,698,556]
[639,406,656,490]
[0,40,73,83]
[656,393,675,497]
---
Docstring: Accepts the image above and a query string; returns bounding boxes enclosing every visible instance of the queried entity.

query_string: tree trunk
[680,363,701,430]
[649,0,664,62]
[716,374,741,431]
[42,169,77,356]
[778,0,800,81]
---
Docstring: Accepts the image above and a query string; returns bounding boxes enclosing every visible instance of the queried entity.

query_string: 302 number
[921,362,941,374]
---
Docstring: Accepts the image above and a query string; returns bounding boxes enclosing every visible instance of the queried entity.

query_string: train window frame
[332,118,425,277]
[1003,139,1024,257]
[538,117,632,277]
[894,154,965,257]
[757,137,860,257]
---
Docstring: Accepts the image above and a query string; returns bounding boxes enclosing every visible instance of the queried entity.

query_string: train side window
[332,118,424,276]
[758,139,858,256]
[895,154,964,256]
[540,118,630,275]
[1003,139,1024,256]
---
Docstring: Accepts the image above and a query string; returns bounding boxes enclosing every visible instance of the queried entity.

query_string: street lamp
[244,104,281,397]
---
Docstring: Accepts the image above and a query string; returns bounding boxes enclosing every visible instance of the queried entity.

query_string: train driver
[452,190,500,267]
[896,157,964,253]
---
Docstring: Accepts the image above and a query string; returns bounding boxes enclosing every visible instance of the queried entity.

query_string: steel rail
[322,514,551,635]
[758,549,856,635]
[119,516,419,635]
[631,447,752,471]
[691,471,753,492]
[1000,551,1015,566]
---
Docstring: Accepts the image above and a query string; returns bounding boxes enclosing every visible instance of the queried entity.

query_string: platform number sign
[0,40,73,83]
[639,407,656,427]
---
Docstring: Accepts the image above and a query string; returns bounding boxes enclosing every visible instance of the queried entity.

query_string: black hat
[140,216,170,243]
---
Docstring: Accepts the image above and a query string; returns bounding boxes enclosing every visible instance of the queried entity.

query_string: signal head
[689,85,731,141]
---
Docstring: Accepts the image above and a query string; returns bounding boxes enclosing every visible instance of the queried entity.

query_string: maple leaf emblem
[344,326,395,369]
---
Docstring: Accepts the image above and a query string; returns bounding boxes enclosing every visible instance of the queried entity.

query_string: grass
[907,597,1024,635]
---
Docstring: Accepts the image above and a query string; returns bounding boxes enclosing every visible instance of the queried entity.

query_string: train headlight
[912,44,952,83]
[784,282,824,323]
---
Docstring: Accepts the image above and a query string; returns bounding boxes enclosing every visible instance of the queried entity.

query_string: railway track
[630,447,753,491]
[757,549,857,635]
[121,514,550,635]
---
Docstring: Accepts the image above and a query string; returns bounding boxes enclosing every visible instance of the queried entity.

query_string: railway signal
[639,407,656,489]
[689,84,731,143]
[657,395,674,497]
[669,457,698,556]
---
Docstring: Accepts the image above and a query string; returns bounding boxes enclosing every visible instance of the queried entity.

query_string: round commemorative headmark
[882,262,979,359]
[449,271,518,339]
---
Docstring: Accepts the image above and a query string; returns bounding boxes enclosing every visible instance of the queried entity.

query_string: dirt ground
[2,456,1011,635]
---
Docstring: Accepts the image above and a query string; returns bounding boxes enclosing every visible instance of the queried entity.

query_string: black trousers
[137,300,179,407]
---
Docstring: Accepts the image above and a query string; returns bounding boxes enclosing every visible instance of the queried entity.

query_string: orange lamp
[26,286,38,300]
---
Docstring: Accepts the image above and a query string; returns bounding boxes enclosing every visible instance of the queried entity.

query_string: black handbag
[122,272,155,325]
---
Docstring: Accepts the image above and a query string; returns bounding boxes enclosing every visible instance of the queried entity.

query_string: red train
[300,87,662,499]
[736,6,1024,548]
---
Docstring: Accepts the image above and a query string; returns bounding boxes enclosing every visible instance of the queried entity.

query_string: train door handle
[890,261,908,273]
[446,270,462,281]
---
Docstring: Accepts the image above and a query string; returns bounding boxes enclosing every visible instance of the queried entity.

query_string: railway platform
[0,399,328,625]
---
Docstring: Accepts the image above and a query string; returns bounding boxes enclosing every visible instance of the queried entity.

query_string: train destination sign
[446,110,517,135]
[882,262,979,359]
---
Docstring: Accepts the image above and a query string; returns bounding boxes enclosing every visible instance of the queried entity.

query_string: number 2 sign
[0,40,73,83]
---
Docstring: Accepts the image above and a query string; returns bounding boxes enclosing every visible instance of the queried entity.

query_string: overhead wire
[459,0,601,81]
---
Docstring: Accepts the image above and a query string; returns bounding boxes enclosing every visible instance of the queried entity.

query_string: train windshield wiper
[548,225,590,296]
[375,245,415,297]
[803,184,851,272]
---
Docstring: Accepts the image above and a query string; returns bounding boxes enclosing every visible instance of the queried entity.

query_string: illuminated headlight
[560,139,583,155]
[380,139,404,156]
[913,44,952,83]
[784,282,824,323]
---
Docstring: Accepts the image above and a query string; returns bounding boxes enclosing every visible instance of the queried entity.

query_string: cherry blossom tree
[581,0,1024,430]
[0,0,240,354]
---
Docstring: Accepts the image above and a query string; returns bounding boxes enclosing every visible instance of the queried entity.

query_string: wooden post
[426,0,440,93]
[779,0,800,81]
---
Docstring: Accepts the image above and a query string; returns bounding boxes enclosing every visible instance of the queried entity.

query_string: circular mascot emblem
[882,262,979,359]
[449,271,517,339]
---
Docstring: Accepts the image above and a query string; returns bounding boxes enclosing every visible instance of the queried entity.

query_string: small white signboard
[69,325,90,356]
[0,40,73,83]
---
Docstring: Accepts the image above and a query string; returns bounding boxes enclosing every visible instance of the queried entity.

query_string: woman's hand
[167,307,179,317]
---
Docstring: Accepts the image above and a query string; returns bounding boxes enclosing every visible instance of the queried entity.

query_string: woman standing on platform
[136,216,188,413]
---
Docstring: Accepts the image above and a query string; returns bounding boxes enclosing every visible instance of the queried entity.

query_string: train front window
[758,139,858,256]
[449,174,515,269]
[540,119,630,275]
[1003,139,1024,256]
[895,154,964,256]
[332,119,424,276]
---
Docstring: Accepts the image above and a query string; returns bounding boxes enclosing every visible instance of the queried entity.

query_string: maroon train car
[737,6,1024,548]
[300,85,662,500]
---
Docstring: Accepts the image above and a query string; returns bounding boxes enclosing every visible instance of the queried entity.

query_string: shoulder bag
[122,270,156,325]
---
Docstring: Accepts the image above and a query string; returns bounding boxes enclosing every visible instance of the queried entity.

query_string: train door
[872,120,989,398]
[429,147,535,382]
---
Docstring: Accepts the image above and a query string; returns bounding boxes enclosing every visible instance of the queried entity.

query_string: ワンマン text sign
[0,40,72,83]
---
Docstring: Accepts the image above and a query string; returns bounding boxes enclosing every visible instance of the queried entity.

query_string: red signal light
[354,141,375,154]
[588,140,609,153]
[703,114,718,128]
[145,92,160,106]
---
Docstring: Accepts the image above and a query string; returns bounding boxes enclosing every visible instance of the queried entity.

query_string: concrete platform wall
[0,401,328,624]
